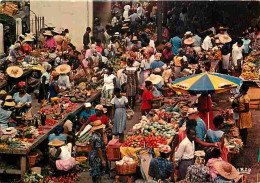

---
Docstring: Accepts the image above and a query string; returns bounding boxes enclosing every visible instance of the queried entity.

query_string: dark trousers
[178,159,194,180]
[239,128,248,145]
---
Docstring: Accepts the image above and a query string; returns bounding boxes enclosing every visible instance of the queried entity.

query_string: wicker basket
[28,154,38,166]
[116,162,136,175]
[76,156,87,163]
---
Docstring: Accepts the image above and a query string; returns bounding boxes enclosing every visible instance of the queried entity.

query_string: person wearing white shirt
[175,128,196,180]
[232,39,245,67]
[202,31,214,51]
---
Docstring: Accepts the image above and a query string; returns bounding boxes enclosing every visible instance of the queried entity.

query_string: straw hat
[184,38,195,45]
[43,30,53,36]
[6,66,23,78]
[158,144,171,154]
[213,160,239,180]
[218,26,228,30]
[165,42,172,47]
[162,69,172,83]
[219,35,232,44]
[146,74,163,85]
[132,36,138,41]
[23,36,34,42]
[95,104,107,113]
[0,90,7,95]
[187,108,199,116]
[32,64,44,72]
[55,64,71,74]
[48,138,65,147]
[121,24,129,29]
[25,33,35,39]
[4,95,16,107]
[91,120,105,131]
[184,31,193,36]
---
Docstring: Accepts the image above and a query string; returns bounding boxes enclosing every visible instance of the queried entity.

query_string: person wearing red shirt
[23,42,32,55]
[96,39,103,54]
[141,81,158,115]
[78,105,109,134]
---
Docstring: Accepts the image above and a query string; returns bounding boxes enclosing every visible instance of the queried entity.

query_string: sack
[126,108,134,120]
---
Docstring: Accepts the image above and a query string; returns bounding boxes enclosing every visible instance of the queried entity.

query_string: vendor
[48,126,67,143]
[38,63,51,103]
[48,138,77,171]
[149,144,174,182]
[78,105,109,134]
[206,116,225,146]
[56,64,72,90]
[141,81,160,115]
[49,71,59,101]
[22,36,33,56]
[145,74,163,97]
[0,96,14,129]
[63,113,76,139]
[9,43,24,64]
[13,82,32,112]
[150,53,166,73]
[79,103,95,125]
[173,48,187,79]
[44,30,57,51]
[212,160,240,182]
[89,120,109,182]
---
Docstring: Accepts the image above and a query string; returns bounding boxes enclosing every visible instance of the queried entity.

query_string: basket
[116,162,136,175]
[76,156,87,163]
[28,154,38,166]
[76,144,92,152]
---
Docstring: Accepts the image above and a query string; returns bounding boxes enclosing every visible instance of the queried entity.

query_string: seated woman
[206,148,222,181]
[13,82,32,113]
[63,113,76,142]
[48,126,67,143]
[206,116,225,146]
[48,138,77,171]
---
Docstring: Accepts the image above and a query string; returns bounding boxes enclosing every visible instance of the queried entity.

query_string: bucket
[28,154,38,166]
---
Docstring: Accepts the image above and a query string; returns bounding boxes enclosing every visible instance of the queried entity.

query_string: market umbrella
[171,72,242,128]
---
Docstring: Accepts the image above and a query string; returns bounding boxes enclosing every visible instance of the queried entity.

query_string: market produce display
[241,51,260,80]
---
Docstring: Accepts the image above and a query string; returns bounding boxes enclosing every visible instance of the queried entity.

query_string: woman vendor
[63,113,76,142]
[44,31,57,51]
[78,105,109,135]
[0,95,16,129]
[234,84,252,147]
[48,138,77,171]
[13,82,32,113]
[89,120,109,183]
[79,103,95,126]
[9,43,24,64]
[56,64,72,91]
[111,88,128,143]
[49,71,59,101]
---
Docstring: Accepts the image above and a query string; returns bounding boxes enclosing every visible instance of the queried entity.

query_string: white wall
[30,0,93,51]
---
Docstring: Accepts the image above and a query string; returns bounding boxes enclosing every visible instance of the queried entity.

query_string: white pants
[222,53,230,70]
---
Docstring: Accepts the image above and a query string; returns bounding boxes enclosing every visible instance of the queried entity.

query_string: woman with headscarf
[9,43,24,64]
[13,81,32,113]
[49,71,59,101]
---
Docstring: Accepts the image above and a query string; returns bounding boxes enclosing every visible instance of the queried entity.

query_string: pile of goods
[241,62,259,80]
[60,88,93,103]
[142,122,177,139]
[226,138,243,152]
[1,2,18,16]
[122,134,167,148]
[23,172,43,183]
[0,139,22,149]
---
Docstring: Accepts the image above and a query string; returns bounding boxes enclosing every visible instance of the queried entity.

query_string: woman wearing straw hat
[13,82,32,113]
[0,95,15,130]
[89,120,109,183]
[213,160,240,182]
[220,34,232,73]
[48,138,77,171]
[56,64,72,91]
[44,30,57,51]
[22,36,33,56]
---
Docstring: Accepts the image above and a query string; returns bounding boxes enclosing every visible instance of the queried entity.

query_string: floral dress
[89,133,109,177]
[125,68,137,97]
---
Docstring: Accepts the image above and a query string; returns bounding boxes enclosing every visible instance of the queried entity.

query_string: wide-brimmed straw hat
[91,120,105,131]
[158,144,171,153]
[43,30,53,36]
[146,74,163,85]
[184,38,195,45]
[23,36,34,42]
[32,64,44,72]
[132,36,138,41]
[0,90,7,95]
[187,108,199,116]
[6,66,23,78]
[95,104,107,113]
[219,35,232,44]
[213,160,239,180]
[4,95,16,107]
[48,138,65,147]
[55,64,71,74]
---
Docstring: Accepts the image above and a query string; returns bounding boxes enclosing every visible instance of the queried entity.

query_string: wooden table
[0,90,101,176]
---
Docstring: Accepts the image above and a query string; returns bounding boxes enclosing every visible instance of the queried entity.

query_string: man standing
[170,31,182,55]
[175,128,196,180]
[83,27,91,50]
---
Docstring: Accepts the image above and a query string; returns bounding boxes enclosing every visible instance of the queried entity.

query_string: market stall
[0,90,101,176]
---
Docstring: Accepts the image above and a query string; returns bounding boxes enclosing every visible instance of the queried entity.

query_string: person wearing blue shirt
[79,103,95,125]
[170,31,182,55]
[242,33,251,57]
[150,53,166,71]
[187,108,218,150]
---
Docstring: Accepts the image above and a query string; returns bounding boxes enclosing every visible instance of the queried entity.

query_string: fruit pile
[122,135,167,148]
[143,122,176,139]
[241,62,259,80]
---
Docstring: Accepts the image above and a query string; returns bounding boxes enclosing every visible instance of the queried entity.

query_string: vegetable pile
[143,122,176,139]
[122,135,167,148]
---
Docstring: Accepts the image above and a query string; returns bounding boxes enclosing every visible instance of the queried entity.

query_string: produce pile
[23,172,43,183]
[241,51,260,80]
[142,122,177,139]
[122,135,167,148]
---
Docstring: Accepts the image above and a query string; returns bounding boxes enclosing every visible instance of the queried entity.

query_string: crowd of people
[0,1,259,182]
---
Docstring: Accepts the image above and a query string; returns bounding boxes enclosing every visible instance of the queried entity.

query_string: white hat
[84,103,91,108]
[184,31,193,36]
[146,74,163,85]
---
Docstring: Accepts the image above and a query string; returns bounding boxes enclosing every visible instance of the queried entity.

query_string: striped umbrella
[171,72,242,95]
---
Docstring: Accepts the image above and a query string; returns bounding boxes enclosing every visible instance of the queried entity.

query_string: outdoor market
[0,1,259,183]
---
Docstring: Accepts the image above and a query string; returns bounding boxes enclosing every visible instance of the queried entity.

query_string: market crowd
[0,1,259,183]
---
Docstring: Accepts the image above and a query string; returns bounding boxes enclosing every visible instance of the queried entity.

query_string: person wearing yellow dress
[234,84,252,147]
